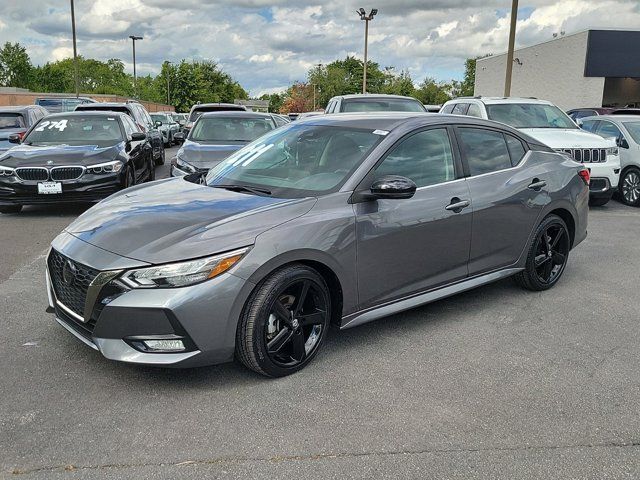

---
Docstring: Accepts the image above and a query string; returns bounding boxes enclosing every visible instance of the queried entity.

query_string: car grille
[15,167,48,181]
[51,166,83,181]
[48,249,100,319]
[56,303,97,340]
[556,148,607,163]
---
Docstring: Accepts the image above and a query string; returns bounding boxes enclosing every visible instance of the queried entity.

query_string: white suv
[441,97,621,206]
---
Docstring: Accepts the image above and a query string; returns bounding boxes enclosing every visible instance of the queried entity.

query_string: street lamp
[129,35,143,98]
[357,7,377,94]
[70,0,79,98]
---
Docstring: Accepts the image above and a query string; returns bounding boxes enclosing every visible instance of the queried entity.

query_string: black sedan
[0,112,154,214]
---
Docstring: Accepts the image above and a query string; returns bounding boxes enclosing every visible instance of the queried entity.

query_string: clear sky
[1,0,639,96]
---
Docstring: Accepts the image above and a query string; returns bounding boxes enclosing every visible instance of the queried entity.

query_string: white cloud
[0,0,639,96]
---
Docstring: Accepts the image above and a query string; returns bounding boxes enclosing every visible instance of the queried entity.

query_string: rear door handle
[445,198,470,213]
[528,179,547,191]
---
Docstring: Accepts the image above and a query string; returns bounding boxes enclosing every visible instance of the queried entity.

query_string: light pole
[129,35,143,98]
[504,0,518,97]
[70,0,79,98]
[165,61,173,105]
[357,8,377,94]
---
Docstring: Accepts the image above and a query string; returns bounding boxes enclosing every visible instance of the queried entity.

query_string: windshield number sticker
[34,120,68,132]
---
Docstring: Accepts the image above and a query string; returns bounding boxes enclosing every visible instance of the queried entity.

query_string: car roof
[0,105,37,113]
[199,111,273,119]
[191,103,245,110]
[297,112,527,136]
[76,102,136,109]
[41,111,129,119]
[449,96,554,106]
[587,115,640,122]
[336,94,421,101]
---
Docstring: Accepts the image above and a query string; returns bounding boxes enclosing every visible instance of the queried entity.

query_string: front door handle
[528,179,547,191]
[445,198,470,213]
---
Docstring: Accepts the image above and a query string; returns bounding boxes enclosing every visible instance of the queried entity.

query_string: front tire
[147,155,155,182]
[0,204,22,214]
[123,164,135,189]
[154,143,165,166]
[236,264,331,377]
[619,167,640,207]
[514,214,570,291]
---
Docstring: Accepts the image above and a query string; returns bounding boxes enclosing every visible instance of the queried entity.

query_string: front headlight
[176,155,196,173]
[606,147,619,157]
[0,165,15,177]
[87,160,124,175]
[120,248,249,288]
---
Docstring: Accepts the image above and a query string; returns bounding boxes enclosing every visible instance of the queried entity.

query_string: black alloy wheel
[515,214,570,291]
[237,264,331,377]
[620,168,640,207]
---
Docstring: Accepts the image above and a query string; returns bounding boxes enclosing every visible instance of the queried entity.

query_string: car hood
[179,140,244,169]
[65,177,316,264]
[519,128,616,149]
[0,143,122,167]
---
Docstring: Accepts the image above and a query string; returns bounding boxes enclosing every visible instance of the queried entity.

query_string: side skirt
[340,268,523,330]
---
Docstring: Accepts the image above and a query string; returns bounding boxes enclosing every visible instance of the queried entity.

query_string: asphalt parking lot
[2,152,640,478]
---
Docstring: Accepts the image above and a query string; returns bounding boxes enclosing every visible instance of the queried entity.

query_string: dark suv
[75,101,165,165]
[0,105,49,153]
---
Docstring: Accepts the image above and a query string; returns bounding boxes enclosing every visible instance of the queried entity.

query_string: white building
[474,29,640,110]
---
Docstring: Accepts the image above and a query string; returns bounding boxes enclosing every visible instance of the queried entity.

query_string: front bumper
[0,173,122,206]
[586,162,620,198]
[46,243,256,368]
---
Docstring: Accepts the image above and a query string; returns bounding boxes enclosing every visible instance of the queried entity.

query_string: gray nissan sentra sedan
[46,113,589,377]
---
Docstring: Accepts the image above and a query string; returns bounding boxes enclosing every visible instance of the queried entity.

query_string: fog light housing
[142,339,185,351]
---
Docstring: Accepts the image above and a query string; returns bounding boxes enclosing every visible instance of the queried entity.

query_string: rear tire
[154,144,165,166]
[619,167,640,207]
[0,205,22,214]
[236,264,331,377]
[514,214,570,291]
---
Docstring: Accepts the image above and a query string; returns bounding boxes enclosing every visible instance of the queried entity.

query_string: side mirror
[370,175,417,200]
[174,132,185,143]
[154,120,162,127]
[617,136,629,149]
[130,132,146,141]
[8,134,21,144]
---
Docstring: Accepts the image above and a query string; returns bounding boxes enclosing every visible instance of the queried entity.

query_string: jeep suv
[441,97,620,206]
[75,101,165,165]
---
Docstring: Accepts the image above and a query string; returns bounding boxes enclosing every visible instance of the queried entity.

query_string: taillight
[578,168,590,185]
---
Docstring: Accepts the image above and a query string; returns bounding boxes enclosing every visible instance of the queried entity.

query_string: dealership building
[474,29,640,110]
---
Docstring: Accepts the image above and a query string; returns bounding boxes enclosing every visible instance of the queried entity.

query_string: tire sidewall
[524,215,570,290]
[619,167,640,207]
[241,266,331,377]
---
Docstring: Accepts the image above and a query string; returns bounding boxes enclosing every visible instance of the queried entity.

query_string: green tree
[260,92,285,113]
[0,42,32,88]
[381,68,416,97]
[414,77,452,105]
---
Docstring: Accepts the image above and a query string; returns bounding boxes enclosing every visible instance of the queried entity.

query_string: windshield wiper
[212,184,272,196]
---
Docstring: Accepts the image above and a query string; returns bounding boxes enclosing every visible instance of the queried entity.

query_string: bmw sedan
[0,112,154,214]
[46,114,589,377]
[171,111,279,176]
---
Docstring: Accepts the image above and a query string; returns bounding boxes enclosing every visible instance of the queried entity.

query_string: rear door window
[467,103,482,118]
[505,134,527,166]
[0,113,26,129]
[452,103,470,115]
[595,121,622,140]
[457,127,512,176]
[580,120,599,133]
[440,104,455,114]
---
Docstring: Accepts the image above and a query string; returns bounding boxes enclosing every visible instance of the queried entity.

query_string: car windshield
[342,98,425,113]
[150,114,167,123]
[0,113,25,129]
[24,116,123,147]
[205,124,383,198]
[190,117,274,143]
[486,103,577,129]
[624,122,640,144]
